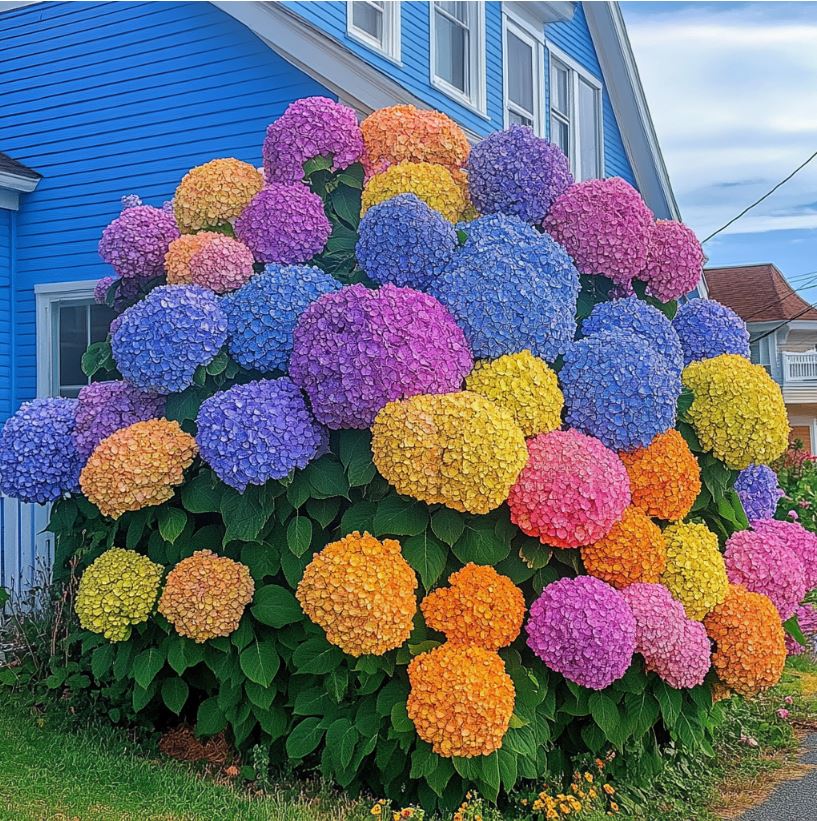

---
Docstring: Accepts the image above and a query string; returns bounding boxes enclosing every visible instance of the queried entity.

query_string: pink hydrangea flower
[188,235,256,294]
[637,220,704,302]
[786,603,817,655]
[649,619,711,689]
[751,519,817,590]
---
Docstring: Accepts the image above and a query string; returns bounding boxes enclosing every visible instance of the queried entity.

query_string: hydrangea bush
[2,98,807,813]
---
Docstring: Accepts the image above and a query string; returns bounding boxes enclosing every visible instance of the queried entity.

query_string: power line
[750,300,817,344]
[740,271,817,322]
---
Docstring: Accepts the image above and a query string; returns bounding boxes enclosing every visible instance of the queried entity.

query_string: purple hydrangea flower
[356,194,457,289]
[94,277,117,305]
[262,96,364,183]
[560,330,681,451]
[98,203,179,279]
[73,381,165,460]
[111,285,227,394]
[289,283,473,429]
[196,378,323,491]
[672,299,750,366]
[526,576,636,690]
[234,183,331,265]
[466,125,573,223]
[735,464,784,522]
[0,398,82,504]
[787,603,817,655]
[223,263,341,373]
[93,276,143,313]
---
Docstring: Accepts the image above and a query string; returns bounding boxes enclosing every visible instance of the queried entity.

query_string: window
[347,1,401,62]
[431,1,486,113]
[548,47,603,181]
[503,15,543,134]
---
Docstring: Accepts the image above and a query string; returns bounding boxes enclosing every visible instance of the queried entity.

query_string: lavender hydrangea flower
[263,96,364,183]
[466,125,573,223]
[223,263,341,373]
[526,576,636,690]
[735,464,784,522]
[290,284,473,429]
[356,194,457,289]
[98,203,179,279]
[111,285,227,394]
[74,381,165,460]
[0,398,82,503]
[672,299,750,366]
[196,378,323,491]
[787,603,817,656]
[560,330,681,451]
[94,277,116,305]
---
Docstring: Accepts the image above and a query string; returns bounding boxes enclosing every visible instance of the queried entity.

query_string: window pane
[438,1,468,23]
[509,109,533,127]
[551,115,569,156]
[551,62,569,115]
[58,304,88,396]
[578,78,600,179]
[352,1,384,41]
[507,31,534,114]
[90,304,114,345]
[435,7,469,93]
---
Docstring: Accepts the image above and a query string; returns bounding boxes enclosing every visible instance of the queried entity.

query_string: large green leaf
[452,521,511,565]
[286,717,324,759]
[132,648,164,690]
[252,584,303,627]
[161,677,189,715]
[402,532,447,590]
[220,487,271,544]
[431,508,464,546]
[373,495,429,536]
[180,472,223,513]
[286,516,313,557]
[588,691,622,746]
[292,638,343,674]
[157,507,187,544]
[239,639,280,687]
[196,697,227,736]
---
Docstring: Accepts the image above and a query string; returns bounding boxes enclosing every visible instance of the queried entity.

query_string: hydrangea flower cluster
[355,194,457,289]
[158,550,254,643]
[560,331,680,451]
[75,548,163,642]
[619,429,701,521]
[112,285,227,394]
[234,183,331,264]
[296,532,417,656]
[407,644,515,758]
[80,419,197,518]
[74,381,165,460]
[372,392,528,514]
[682,354,789,470]
[466,125,573,222]
[173,158,264,232]
[672,300,751,365]
[164,232,255,293]
[734,465,784,522]
[94,276,116,304]
[509,430,631,548]
[527,576,636,690]
[544,177,654,289]
[787,603,817,656]
[421,563,525,650]
[751,519,817,590]
[465,350,563,438]
[0,398,82,504]
[638,220,704,302]
[290,284,473,429]
[196,378,323,491]
[262,96,363,183]
[98,203,180,280]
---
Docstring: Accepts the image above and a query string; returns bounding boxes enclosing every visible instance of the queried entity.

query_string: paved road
[739,734,817,821]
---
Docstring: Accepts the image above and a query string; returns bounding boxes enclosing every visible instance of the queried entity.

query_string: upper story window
[347,1,401,62]
[503,14,543,135]
[431,1,486,113]
[548,46,603,181]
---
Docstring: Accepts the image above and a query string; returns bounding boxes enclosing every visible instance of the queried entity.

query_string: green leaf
[308,460,349,499]
[239,639,280,687]
[498,747,518,793]
[304,155,333,176]
[90,644,114,681]
[326,718,358,771]
[286,516,313,557]
[431,508,464,546]
[220,487,271,544]
[252,584,303,627]
[245,681,276,711]
[181,472,223,513]
[588,691,621,745]
[676,388,694,419]
[292,638,342,674]
[205,350,229,375]
[326,668,349,703]
[164,385,210,424]
[390,700,413,733]
[373,495,429,537]
[132,648,164,689]
[452,521,511,565]
[81,340,114,378]
[305,497,340,529]
[655,681,682,727]
[339,502,376,535]
[402,532,447,590]
[517,537,551,570]
[197,697,227,736]
[784,614,810,648]
[286,717,325,759]
[624,691,659,740]
[161,677,189,715]
[157,507,187,544]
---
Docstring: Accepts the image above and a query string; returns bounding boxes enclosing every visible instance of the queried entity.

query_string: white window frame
[430,1,487,116]
[546,43,604,181]
[502,11,544,135]
[346,1,402,64]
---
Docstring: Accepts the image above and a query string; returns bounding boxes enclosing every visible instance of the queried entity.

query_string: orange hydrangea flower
[164,232,219,284]
[421,563,525,650]
[580,507,667,589]
[619,430,701,521]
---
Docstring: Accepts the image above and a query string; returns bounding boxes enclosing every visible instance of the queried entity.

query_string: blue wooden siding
[0,210,12,419]
[0,0,331,414]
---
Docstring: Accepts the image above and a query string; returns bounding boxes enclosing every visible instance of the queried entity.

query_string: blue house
[0,0,680,591]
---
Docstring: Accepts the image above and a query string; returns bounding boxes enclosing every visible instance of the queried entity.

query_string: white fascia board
[504,1,575,32]
[0,171,40,193]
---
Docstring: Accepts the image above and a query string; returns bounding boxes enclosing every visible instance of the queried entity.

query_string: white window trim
[346,1,402,64]
[502,10,545,136]
[429,1,487,117]
[35,280,100,399]
[546,42,605,180]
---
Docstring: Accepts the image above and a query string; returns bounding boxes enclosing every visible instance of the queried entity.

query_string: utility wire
[740,271,817,322]
[750,300,817,344]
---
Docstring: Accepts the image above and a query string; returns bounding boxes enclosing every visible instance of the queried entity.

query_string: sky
[621,1,817,300]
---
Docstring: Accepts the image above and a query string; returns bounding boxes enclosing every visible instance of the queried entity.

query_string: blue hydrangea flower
[735,464,784,522]
[581,297,684,375]
[356,194,457,289]
[560,330,681,451]
[672,299,750,366]
[111,285,227,394]
[0,398,82,503]
[196,378,323,491]
[223,263,341,373]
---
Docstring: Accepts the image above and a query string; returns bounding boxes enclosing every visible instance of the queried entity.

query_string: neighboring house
[706,263,817,454]
[0,0,681,591]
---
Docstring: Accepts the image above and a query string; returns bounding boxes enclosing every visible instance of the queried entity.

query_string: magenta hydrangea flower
[638,220,704,302]
[263,96,364,183]
[234,183,331,264]
[73,381,165,461]
[98,203,180,279]
[724,530,806,620]
[787,603,817,655]
[187,234,256,293]
[750,519,817,591]
[508,429,631,548]
[544,177,653,289]
[289,283,473,429]
[526,576,636,690]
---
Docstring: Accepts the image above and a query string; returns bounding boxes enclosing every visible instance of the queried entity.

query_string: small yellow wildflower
[585,772,594,783]
[611,802,620,813]
[371,806,382,817]
[603,784,615,795]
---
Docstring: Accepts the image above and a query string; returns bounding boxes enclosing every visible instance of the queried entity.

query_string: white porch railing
[0,496,53,596]
[782,351,817,383]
